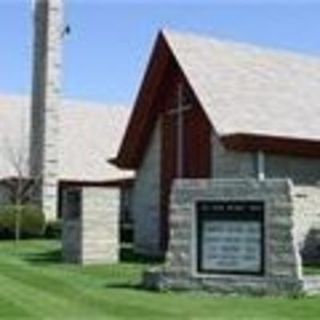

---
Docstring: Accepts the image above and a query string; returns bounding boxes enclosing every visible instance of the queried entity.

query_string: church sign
[196,201,264,275]
[144,179,303,295]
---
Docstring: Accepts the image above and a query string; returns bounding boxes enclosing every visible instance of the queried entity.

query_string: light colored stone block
[144,179,305,296]
[62,186,120,265]
[132,120,162,257]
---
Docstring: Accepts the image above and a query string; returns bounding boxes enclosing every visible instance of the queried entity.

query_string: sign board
[196,201,264,275]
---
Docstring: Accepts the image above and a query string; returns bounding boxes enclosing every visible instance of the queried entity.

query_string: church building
[113,30,320,258]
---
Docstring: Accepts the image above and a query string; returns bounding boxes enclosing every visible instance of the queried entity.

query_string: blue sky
[0,0,320,105]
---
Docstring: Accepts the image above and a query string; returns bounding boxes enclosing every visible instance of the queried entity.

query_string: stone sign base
[143,179,308,296]
[144,269,304,296]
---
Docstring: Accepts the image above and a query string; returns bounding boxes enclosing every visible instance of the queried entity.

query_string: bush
[45,220,62,239]
[0,205,45,239]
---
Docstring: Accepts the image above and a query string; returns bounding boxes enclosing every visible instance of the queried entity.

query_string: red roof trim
[114,31,172,169]
[0,177,134,188]
[222,134,320,158]
[59,178,134,189]
[113,31,212,169]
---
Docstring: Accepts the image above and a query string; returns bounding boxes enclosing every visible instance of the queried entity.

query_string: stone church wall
[212,135,320,262]
[212,135,320,184]
[212,137,257,179]
[62,219,81,263]
[292,186,320,263]
[265,154,320,185]
[132,120,162,257]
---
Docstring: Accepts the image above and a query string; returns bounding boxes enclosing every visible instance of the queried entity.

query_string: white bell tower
[29,0,64,220]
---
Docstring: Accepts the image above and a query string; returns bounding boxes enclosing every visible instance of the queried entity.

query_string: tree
[0,116,42,242]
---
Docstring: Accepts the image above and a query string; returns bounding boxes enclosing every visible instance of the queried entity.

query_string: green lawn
[0,241,320,320]
[303,265,320,275]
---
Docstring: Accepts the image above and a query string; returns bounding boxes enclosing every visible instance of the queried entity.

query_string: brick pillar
[29,0,63,221]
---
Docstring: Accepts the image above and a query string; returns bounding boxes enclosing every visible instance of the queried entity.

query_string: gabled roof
[0,95,133,181]
[115,30,320,169]
[164,30,320,141]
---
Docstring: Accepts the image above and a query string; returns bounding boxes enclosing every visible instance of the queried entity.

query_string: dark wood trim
[114,32,171,169]
[222,134,320,158]
[113,30,215,170]
[0,177,134,189]
[59,178,134,189]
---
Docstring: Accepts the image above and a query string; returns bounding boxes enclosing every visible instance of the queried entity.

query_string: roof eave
[221,133,320,158]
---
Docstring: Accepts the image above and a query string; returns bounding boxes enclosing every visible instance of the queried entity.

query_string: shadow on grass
[22,245,160,292]
[120,247,164,265]
[104,247,162,292]
[23,249,63,265]
[23,246,163,268]
[104,282,147,291]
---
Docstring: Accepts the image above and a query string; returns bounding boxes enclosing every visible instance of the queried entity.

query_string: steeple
[29,0,63,220]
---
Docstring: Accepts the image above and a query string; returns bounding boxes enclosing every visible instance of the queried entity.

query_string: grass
[1,241,320,319]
